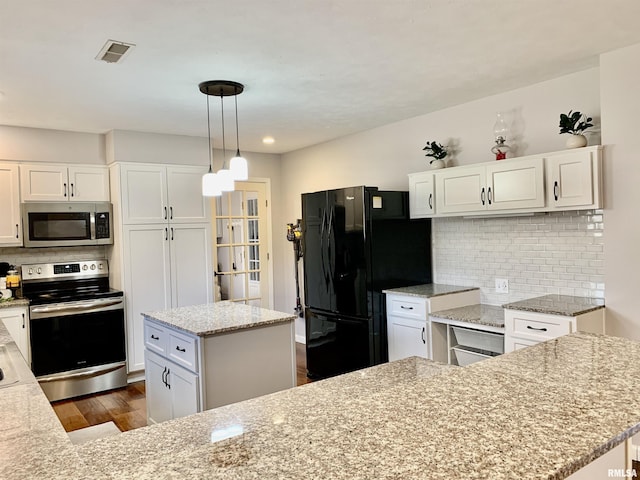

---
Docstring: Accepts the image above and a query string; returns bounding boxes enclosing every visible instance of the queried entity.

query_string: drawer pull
[151,334,159,340]
[400,306,414,310]
[176,345,186,353]
[421,326,426,344]
[526,325,548,332]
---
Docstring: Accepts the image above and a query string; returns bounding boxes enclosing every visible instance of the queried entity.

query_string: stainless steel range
[22,259,126,402]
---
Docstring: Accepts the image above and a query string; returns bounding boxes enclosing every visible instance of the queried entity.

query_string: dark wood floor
[53,342,310,433]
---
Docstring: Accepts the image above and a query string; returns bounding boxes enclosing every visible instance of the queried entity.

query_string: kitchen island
[141,301,297,423]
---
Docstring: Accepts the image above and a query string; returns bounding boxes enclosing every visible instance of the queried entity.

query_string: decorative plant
[559,110,593,135]
[422,141,448,163]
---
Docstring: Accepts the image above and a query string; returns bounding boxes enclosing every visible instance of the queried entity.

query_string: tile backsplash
[0,246,107,270]
[432,210,604,305]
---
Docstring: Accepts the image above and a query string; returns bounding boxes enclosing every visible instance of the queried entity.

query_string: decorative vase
[430,159,446,169]
[565,134,587,149]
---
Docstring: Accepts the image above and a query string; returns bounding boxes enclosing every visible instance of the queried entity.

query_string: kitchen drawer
[451,326,504,355]
[451,347,494,366]
[505,336,539,352]
[144,320,167,355]
[386,295,426,320]
[507,310,572,341]
[168,330,198,373]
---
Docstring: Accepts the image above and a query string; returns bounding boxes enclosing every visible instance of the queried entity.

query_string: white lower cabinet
[385,289,480,362]
[145,349,199,425]
[143,315,296,424]
[504,308,605,353]
[0,306,30,363]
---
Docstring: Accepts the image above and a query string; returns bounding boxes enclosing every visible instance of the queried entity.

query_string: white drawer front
[168,331,198,372]
[510,313,571,341]
[144,320,167,355]
[505,335,539,353]
[387,295,426,319]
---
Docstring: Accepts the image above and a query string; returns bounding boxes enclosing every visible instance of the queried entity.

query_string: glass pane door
[213,182,269,307]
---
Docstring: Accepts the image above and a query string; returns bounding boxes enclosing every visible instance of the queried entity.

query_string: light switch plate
[495,278,509,294]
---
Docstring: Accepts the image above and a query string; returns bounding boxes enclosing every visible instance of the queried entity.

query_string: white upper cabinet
[20,164,109,202]
[0,163,22,246]
[545,148,601,209]
[408,171,436,218]
[411,146,602,218]
[486,157,545,211]
[119,164,209,225]
[435,166,486,214]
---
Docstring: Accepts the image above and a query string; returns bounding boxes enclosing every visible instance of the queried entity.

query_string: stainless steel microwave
[22,202,113,248]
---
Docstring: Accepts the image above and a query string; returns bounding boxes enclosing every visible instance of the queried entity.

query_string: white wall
[600,43,640,341]
[281,68,601,339]
[0,125,105,164]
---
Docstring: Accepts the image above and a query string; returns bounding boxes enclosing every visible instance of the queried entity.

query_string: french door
[213,181,270,307]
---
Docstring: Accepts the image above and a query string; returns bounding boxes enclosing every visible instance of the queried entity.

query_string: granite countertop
[0,297,29,309]
[430,303,505,330]
[142,301,296,337]
[76,332,640,479]
[503,294,605,316]
[0,322,92,480]
[383,283,479,298]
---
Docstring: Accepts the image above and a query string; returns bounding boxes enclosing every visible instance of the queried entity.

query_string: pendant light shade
[198,80,247,196]
[230,154,248,181]
[202,170,221,197]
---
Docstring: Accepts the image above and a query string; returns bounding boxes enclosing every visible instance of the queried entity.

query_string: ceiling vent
[95,40,135,64]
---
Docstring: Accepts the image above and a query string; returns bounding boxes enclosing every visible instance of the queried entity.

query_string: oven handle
[30,298,124,319]
[37,362,126,383]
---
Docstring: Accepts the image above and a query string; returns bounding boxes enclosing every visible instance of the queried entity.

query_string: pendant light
[198,80,246,196]
[202,94,221,197]
[230,86,248,180]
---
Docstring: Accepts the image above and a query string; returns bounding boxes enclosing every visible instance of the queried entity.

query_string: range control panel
[22,260,109,282]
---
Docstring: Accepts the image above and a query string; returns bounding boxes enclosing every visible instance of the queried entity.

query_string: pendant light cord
[220,91,227,166]
[234,87,241,156]
[206,94,213,173]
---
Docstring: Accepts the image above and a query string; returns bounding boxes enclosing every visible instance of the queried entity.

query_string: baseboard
[295,334,305,344]
[127,370,145,383]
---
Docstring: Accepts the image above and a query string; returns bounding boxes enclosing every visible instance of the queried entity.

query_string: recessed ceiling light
[95,39,135,64]
[262,136,275,144]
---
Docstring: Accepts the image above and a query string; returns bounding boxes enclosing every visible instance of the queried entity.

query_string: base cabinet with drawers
[143,315,296,424]
[504,308,605,353]
[385,289,480,362]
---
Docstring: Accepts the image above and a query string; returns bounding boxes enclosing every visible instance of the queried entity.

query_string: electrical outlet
[495,278,509,294]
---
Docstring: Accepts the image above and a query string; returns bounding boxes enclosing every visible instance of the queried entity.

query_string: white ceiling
[2,1,640,154]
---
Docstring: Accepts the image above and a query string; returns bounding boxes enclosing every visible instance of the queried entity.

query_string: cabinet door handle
[553,181,559,201]
[164,206,167,220]
[70,183,75,197]
[421,326,426,344]
[400,305,414,310]
[165,228,168,241]
[22,313,25,329]
[161,366,167,387]
[171,227,174,241]
[166,369,171,389]
[526,325,548,332]
[428,193,433,210]
[15,224,19,239]
[175,345,186,353]
[169,206,173,219]
[63,183,67,197]
[151,334,159,340]
[481,187,485,205]
[488,187,492,205]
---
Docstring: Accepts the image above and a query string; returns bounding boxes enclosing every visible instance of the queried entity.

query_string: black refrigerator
[302,186,431,379]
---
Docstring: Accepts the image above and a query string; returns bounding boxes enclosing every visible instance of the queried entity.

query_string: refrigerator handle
[327,207,334,236]
[320,209,328,284]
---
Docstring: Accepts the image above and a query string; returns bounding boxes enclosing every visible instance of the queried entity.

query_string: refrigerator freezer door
[302,191,333,312]
[305,308,372,379]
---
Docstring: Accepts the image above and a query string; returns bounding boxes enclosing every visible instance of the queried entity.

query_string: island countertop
[383,283,479,298]
[78,332,640,480]
[142,301,296,337]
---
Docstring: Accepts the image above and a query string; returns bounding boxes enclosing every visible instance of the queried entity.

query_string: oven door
[29,297,125,377]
